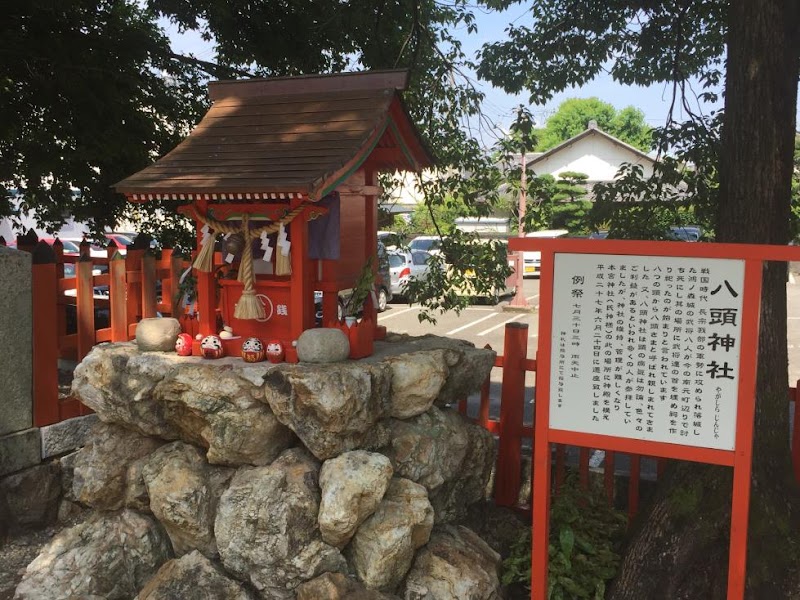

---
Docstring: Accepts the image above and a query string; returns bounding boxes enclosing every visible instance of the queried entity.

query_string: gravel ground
[0,512,89,600]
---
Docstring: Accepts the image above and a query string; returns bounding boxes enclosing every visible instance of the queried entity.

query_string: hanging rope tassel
[234,214,266,320]
[193,230,218,272]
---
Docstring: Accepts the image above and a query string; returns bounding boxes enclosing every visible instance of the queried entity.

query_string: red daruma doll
[200,335,225,359]
[175,333,193,357]
[265,340,285,363]
[241,337,266,363]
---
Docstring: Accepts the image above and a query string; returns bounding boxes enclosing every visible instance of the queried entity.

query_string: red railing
[459,322,800,523]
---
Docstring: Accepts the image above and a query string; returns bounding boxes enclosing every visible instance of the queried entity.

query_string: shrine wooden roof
[114,70,434,201]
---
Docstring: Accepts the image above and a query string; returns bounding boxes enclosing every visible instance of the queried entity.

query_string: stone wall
[14,335,506,599]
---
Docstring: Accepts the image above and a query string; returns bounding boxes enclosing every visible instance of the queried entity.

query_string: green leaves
[501,476,627,599]
[535,98,652,152]
[2,0,205,236]
[559,527,575,560]
[478,1,726,106]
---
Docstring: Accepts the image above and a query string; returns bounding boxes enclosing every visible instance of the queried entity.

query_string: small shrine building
[115,69,433,359]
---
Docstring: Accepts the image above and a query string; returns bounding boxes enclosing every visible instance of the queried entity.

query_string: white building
[379,121,658,220]
[527,120,655,186]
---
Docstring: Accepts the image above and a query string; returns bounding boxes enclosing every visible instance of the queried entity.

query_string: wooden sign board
[507,237,800,600]
[550,253,744,451]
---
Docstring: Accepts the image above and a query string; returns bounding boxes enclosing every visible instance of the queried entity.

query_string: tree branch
[168,52,254,79]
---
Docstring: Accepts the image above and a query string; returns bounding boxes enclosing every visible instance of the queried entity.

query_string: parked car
[35,238,81,255]
[3,237,82,254]
[375,240,393,311]
[587,227,702,242]
[104,232,135,254]
[106,231,160,251]
[387,249,433,298]
[522,229,569,277]
[58,237,109,258]
[314,241,393,324]
[408,235,443,255]
[668,225,702,241]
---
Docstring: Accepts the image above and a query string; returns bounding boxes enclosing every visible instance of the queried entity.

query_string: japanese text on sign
[549,253,745,450]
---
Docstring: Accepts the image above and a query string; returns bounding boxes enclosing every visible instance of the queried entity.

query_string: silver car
[387,250,433,297]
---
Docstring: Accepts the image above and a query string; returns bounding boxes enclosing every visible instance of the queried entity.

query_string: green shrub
[501,475,627,599]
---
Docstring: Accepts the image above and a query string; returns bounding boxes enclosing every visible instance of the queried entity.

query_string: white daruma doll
[200,335,225,359]
[241,337,266,363]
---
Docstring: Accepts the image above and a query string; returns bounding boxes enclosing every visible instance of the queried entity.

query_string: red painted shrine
[115,70,433,359]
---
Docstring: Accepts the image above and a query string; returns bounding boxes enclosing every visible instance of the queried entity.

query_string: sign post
[508,238,800,600]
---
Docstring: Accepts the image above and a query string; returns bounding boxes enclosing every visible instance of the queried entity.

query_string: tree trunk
[608,0,800,597]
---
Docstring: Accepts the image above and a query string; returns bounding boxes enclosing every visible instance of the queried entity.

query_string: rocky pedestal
[17,335,502,599]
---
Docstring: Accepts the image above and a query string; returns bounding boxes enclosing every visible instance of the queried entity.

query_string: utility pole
[508,150,530,309]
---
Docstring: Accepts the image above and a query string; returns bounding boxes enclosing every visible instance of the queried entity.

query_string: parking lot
[380,274,800,390]
[380,277,540,351]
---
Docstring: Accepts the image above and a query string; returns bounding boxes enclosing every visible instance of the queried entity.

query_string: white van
[522,229,569,277]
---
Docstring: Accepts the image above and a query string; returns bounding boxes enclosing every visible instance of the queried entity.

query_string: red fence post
[75,258,95,361]
[579,447,590,491]
[125,248,144,336]
[141,252,157,318]
[109,252,128,342]
[495,321,529,507]
[604,451,616,505]
[627,454,642,524]
[31,242,60,426]
[197,265,217,336]
[168,252,184,318]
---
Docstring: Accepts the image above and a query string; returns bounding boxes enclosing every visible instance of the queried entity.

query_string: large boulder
[296,572,400,600]
[215,448,346,598]
[263,363,392,460]
[72,345,295,467]
[348,478,434,592]
[14,510,172,600]
[402,525,502,600]
[318,450,393,548]
[135,550,255,600]
[382,407,495,523]
[383,350,449,419]
[372,335,496,407]
[153,363,295,466]
[142,442,233,558]
[72,421,165,510]
[72,343,182,438]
